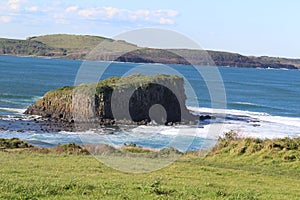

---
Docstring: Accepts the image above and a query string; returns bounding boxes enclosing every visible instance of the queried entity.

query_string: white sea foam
[131,124,222,140]
[0,99,14,104]
[58,106,300,141]
[188,106,269,116]
[0,107,26,114]
[1,105,299,150]
[188,106,300,139]
[232,101,262,107]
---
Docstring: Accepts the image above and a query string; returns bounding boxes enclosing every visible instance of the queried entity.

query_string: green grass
[30,34,138,52]
[209,131,300,161]
[0,152,299,199]
[30,34,108,50]
[0,135,299,199]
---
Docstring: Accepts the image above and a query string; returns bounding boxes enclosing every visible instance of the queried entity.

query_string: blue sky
[0,0,300,58]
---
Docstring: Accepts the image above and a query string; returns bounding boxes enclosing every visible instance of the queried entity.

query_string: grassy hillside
[29,34,108,50]
[0,38,64,56]
[30,34,138,59]
[0,135,299,199]
[0,34,299,69]
[30,34,136,51]
[0,34,138,59]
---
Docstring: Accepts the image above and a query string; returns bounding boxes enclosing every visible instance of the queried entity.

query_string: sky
[0,0,300,58]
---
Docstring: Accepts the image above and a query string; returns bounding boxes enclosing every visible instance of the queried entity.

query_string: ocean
[0,55,299,151]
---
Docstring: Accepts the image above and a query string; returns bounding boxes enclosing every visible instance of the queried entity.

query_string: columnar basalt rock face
[25,86,74,120]
[25,74,196,126]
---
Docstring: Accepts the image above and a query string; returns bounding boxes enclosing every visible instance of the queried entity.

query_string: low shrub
[0,138,33,149]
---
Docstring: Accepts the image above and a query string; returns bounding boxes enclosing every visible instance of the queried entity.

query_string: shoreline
[1,107,300,150]
[1,53,299,70]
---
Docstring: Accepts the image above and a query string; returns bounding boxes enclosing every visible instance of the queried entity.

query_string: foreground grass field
[0,136,299,199]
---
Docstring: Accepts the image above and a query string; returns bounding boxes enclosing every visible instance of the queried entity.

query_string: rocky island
[25,74,198,130]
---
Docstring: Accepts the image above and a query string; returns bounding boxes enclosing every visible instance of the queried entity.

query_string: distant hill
[0,34,299,69]
[28,34,138,60]
[0,37,65,57]
[29,34,108,50]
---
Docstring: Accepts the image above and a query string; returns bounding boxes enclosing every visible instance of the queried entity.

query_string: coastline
[1,105,300,150]
[1,53,299,70]
[0,44,300,70]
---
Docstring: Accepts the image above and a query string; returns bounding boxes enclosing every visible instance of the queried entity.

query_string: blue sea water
[0,55,299,150]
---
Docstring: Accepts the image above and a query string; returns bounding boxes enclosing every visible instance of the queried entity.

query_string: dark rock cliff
[25,74,196,127]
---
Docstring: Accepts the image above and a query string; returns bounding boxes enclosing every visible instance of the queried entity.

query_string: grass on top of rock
[37,74,182,103]
[95,74,182,92]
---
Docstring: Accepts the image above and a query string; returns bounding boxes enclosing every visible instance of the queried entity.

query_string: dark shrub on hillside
[0,138,33,149]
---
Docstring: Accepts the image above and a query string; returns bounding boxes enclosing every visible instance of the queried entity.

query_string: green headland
[1,34,299,69]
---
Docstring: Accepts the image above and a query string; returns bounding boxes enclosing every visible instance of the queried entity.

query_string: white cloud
[78,7,124,19]
[159,17,174,25]
[0,2,178,27]
[78,9,96,17]
[0,16,12,23]
[77,7,178,25]
[7,0,25,11]
[136,10,150,17]
[26,6,38,12]
[166,10,178,17]
[66,5,78,13]
[105,7,118,18]
[53,13,68,24]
